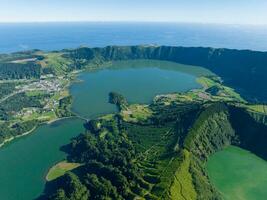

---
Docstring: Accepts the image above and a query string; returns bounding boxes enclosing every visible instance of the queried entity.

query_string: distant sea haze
[0,22,267,53]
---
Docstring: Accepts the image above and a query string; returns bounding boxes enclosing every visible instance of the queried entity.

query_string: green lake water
[0,60,206,200]
[0,118,84,200]
[207,146,267,200]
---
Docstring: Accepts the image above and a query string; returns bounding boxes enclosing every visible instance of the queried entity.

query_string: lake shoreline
[0,60,208,149]
[0,67,86,149]
[0,126,37,148]
[0,116,77,149]
[45,160,82,182]
[0,59,212,200]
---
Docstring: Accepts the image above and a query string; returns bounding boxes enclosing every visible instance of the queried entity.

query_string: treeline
[183,102,235,159]
[0,62,41,79]
[62,48,96,70]
[65,48,95,60]
[182,103,267,161]
[0,120,37,144]
[55,96,74,118]
[180,103,267,199]
[228,106,267,160]
[0,82,18,97]
[41,116,144,200]
[0,92,45,120]
[40,100,267,200]
[40,99,224,200]
[0,50,44,63]
[109,92,128,111]
[2,45,267,100]
[64,45,267,102]
[1,45,267,100]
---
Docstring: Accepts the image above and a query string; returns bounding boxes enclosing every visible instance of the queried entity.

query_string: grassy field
[197,76,217,89]
[170,150,197,200]
[196,76,245,102]
[121,104,153,123]
[46,161,82,181]
[25,90,46,97]
[125,121,197,199]
[39,53,72,75]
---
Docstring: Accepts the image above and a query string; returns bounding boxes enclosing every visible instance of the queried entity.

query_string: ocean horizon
[1,22,267,53]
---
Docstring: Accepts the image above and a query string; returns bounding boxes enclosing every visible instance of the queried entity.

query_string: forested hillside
[2,45,267,101]
[64,46,267,102]
[39,90,267,200]
[0,62,41,79]
[0,51,43,79]
[1,46,267,199]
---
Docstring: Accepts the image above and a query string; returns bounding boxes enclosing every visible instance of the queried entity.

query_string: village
[17,77,62,93]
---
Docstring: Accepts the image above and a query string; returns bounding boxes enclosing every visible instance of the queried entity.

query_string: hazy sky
[1,0,267,25]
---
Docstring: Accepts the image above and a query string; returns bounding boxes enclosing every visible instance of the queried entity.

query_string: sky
[0,0,267,25]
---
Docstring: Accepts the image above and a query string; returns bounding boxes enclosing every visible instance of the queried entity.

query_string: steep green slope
[229,106,267,160]
[39,93,267,200]
[2,45,267,101]
[2,46,267,199]
[184,103,235,160]
[183,103,234,200]
[185,104,267,200]
[0,51,43,79]
[63,46,267,102]
[38,98,220,199]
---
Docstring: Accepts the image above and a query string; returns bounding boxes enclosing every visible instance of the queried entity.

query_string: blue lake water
[0,21,267,200]
[0,118,84,200]
[0,22,267,53]
[70,60,203,118]
[0,59,204,200]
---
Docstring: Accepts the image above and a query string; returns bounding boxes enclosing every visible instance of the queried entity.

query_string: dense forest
[0,62,41,79]
[63,46,267,102]
[56,96,74,118]
[38,90,267,200]
[0,119,38,144]
[1,45,267,102]
[1,45,267,199]
[0,92,46,120]
[0,91,48,144]
[0,82,18,97]
[109,92,128,111]
[0,51,43,79]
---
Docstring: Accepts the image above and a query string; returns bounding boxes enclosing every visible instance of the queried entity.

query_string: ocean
[0,22,267,53]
